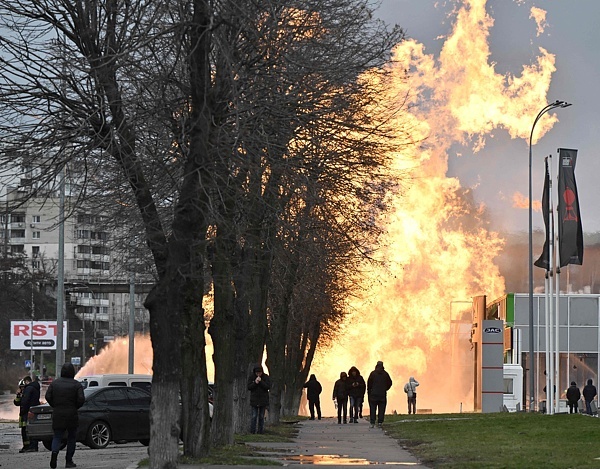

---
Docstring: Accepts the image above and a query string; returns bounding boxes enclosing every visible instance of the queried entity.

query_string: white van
[78,374,152,393]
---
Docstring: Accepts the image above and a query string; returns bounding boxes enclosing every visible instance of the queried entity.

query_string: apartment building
[1,184,151,350]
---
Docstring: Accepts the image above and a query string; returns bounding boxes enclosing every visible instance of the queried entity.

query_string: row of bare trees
[0,1,413,467]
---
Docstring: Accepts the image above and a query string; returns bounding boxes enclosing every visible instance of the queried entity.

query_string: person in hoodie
[303,374,323,420]
[367,361,392,428]
[332,372,349,424]
[403,376,420,415]
[347,366,366,423]
[583,379,598,415]
[247,365,271,434]
[566,381,581,414]
[14,375,41,453]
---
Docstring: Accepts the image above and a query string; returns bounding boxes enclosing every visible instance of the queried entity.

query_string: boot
[65,461,77,468]
[50,451,58,469]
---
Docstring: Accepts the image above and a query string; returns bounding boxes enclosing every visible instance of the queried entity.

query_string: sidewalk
[179,416,431,468]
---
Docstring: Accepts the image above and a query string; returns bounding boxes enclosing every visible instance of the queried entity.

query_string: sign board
[103,335,115,342]
[71,357,81,365]
[10,321,68,351]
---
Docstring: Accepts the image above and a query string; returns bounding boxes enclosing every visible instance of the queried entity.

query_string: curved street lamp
[528,100,571,412]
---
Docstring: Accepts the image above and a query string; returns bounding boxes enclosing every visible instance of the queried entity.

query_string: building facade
[1,184,151,357]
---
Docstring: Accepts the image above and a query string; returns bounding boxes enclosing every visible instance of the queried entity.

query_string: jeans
[407,395,417,414]
[308,399,321,420]
[349,396,363,420]
[250,406,266,434]
[568,401,578,414]
[336,397,348,423]
[52,427,77,461]
[369,398,387,424]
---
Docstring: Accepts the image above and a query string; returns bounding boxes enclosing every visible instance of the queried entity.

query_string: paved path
[180,416,431,468]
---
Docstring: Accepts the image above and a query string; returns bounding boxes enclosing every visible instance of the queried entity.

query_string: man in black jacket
[583,379,598,415]
[46,362,85,469]
[566,381,581,414]
[247,365,271,434]
[367,361,393,428]
[14,375,40,452]
[303,374,323,420]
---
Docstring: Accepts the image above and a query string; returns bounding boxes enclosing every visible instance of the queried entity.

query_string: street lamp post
[528,100,571,412]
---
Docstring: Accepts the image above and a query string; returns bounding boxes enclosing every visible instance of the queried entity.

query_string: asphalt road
[0,421,147,469]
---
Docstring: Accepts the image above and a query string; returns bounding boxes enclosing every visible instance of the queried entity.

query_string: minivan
[77,374,153,393]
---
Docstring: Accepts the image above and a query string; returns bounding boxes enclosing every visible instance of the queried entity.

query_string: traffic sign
[24,359,32,368]
[71,357,81,365]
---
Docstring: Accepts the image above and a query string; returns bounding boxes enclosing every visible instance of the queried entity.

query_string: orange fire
[311,0,561,416]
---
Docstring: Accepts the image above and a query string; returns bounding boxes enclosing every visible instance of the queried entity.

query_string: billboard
[10,320,68,350]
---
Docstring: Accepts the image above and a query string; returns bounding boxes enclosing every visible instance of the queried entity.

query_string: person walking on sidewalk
[14,375,41,453]
[303,374,323,420]
[367,361,392,428]
[46,362,85,469]
[333,372,349,424]
[247,365,271,434]
[403,376,420,415]
[347,366,366,423]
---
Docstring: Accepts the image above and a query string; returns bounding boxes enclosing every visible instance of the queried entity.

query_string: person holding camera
[247,365,271,434]
[403,376,420,415]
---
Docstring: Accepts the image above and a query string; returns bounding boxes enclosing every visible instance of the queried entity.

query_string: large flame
[311,0,559,416]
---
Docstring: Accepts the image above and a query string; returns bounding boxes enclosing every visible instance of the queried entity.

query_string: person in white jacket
[403,376,419,414]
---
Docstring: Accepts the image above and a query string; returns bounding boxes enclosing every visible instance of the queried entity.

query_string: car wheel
[42,440,67,451]
[86,421,111,449]
[139,439,150,446]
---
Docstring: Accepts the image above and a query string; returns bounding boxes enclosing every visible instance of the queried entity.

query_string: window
[11,230,25,238]
[32,246,40,258]
[32,231,40,239]
[126,387,152,405]
[77,245,91,254]
[31,215,41,223]
[76,230,90,239]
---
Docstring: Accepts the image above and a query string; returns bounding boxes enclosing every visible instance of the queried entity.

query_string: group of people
[566,378,598,414]
[247,361,420,434]
[302,362,418,428]
[14,363,85,468]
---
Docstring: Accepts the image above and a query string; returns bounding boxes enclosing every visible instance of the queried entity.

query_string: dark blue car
[27,386,151,449]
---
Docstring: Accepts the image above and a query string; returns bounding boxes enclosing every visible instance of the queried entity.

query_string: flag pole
[547,155,556,415]
[553,152,561,414]
[544,270,550,413]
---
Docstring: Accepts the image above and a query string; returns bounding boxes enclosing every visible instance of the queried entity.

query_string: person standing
[45,362,85,469]
[583,378,598,415]
[332,372,349,424]
[367,361,392,428]
[566,381,581,414]
[247,365,271,434]
[14,375,41,453]
[303,374,323,420]
[403,376,420,415]
[347,366,366,423]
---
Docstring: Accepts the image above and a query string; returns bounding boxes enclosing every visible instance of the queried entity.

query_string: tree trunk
[146,278,182,469]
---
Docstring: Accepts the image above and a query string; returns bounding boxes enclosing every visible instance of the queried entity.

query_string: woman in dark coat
[46,363,85,469]
[347,366,366,423]
[332,372,349,424]
[247,365,271,434]
[303,374,323,420]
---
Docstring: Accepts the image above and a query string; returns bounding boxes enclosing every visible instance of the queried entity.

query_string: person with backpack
[403,376,419,415]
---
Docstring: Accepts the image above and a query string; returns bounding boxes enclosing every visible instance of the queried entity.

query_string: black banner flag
[557,148,583,267]
[534,158,550,270]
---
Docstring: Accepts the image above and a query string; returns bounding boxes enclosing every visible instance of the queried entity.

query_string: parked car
[27,386,151,450]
